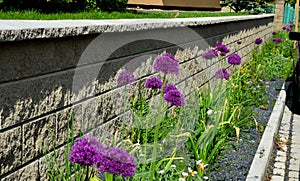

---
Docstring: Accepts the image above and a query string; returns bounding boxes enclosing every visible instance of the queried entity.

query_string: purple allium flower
[227,53,242,65]
[98,147,136,178]
[255,38,263,45]
[215,68,230,80]
[272,38,283,44]
[286,26,293,31]
[69,136,106,167]
[216,42,230,55]
[117,70,135,86]
[272,31,277,35]
[145,77,163,89]
[220,52,227,57]
[164,89,185,106]
[283,27,287,30]
[163,84,178,94]
[201,49,218,59]
[153,53,179,75]
[237,40,242,44]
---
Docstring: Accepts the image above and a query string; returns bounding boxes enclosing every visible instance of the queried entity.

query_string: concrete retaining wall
[0,14,274,180]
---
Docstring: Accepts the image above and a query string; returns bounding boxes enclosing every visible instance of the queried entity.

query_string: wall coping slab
[0,14,274,42]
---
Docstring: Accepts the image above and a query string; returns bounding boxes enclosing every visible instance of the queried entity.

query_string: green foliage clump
[224,0,274,14]
[0,0,128,13]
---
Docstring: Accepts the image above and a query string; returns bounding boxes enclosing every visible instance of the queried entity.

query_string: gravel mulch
[206,78,285,181]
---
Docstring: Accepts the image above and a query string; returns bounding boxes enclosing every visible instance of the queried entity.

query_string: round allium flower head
[145,77,163,89]
[220,52,227,57]
[283,26,287,30]
[276,38,283,43]
[272,31,277,35]
[68,136,105,167]
[255,38,263,45]
[201,49,218,59]
[227,53,241,65]
[163,84,178,94]
[98,147,136,178]
[286,26,293,31]
[216,42,230,54]
[117,70,135,86]
[237,40,242,45]
[164,89,185,106]
[215,68,230,80]
[153,53,179,75]
[272,38,283,44]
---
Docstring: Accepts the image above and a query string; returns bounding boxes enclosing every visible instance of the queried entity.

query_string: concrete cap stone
[0,14,274,41]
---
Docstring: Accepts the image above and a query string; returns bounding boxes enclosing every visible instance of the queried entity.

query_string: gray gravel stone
[206,79,284,180]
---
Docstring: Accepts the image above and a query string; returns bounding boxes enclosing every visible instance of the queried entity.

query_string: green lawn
[0,10,249,20]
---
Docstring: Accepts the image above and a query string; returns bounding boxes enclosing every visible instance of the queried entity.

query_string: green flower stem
[150,119,160,181]
[104,173,113,181]
[84,166,89,181]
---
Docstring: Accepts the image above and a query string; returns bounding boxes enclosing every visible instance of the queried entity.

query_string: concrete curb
[246,83,286,181]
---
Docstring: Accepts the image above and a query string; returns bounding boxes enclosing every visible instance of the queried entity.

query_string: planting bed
[207,78,284,180]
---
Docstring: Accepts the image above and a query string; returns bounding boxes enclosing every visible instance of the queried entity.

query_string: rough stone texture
[0,72,73,129]
[56,106,82,146]
[0,16,274,180]
[2,161,38,181]
[23,115,56,163]
[0,35,95,83]
[39,146,68,181]
[0,15,274,42]
[0,127,22,175]
[92,111,133,146]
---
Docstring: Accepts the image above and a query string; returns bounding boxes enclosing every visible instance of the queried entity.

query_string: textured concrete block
[56,106,82,146]
[0,71,74,129]
[0,127,22,175]
[92,111,133,146]
[39,146,68,181]
[2,161,38,181]
[0,36,95,83]
[23,115,56,163]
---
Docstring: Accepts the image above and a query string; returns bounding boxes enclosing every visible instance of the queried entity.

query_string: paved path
[271,105,300,181]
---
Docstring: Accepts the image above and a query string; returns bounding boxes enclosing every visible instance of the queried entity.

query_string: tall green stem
[149,120,160,181]
[104,173,113,181]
